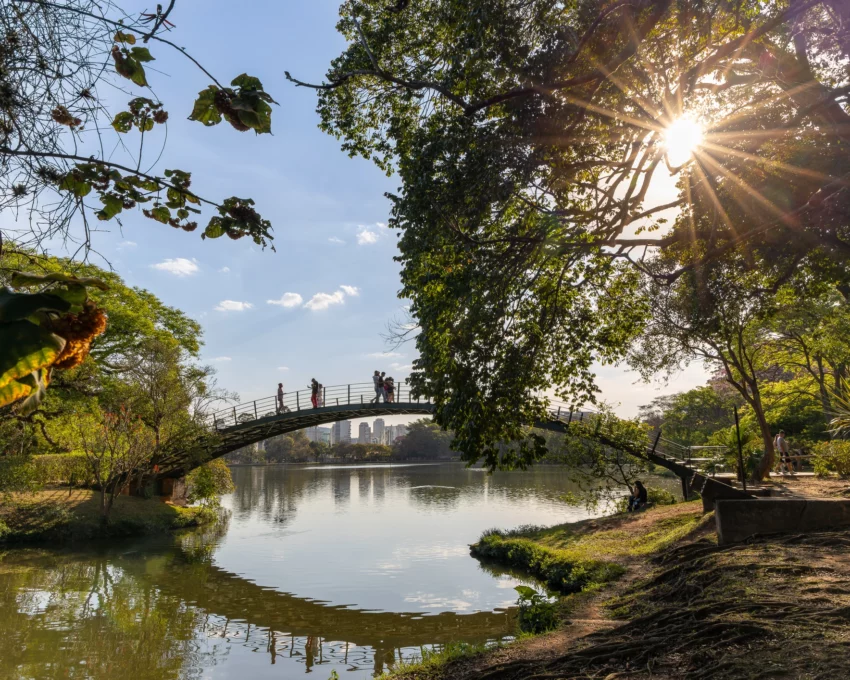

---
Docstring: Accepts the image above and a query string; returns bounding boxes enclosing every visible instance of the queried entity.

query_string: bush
[812,440,850,477]
[471,533,624,594]
[187,458,235,506]
[0,456,41,493]
[514,585,559,634]
[31,453,94,487]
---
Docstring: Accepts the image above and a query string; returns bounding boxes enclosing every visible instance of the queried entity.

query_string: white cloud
[328,237,345,244]
[219,266,231,273]
[151,257,199,277]
[117,240,137,250]
[368,351,404,359]
[376,222,387,229]
[267,292,303,308]
[391,362,414,371]
[212,356,232,363]
[304,290,345,311]
[357,227,379,245]
[303,285,359,311]
[278,366,290,371]
[215,300,253,312]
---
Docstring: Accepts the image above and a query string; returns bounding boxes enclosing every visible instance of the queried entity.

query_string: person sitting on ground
[628,480,648,512]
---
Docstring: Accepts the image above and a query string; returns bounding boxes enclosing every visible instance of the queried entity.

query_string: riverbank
[388,487,850,679]
[0,488,215,544]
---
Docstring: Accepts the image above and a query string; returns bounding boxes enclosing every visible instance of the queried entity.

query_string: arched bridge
[155,382,436,476]
[156,382,754,509]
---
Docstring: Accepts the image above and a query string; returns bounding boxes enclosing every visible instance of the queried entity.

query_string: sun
[664,117,704,167]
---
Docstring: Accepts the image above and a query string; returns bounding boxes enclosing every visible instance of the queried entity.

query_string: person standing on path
[371,370,383,403]
[774,430,793,474]
[310,378,319,408]
[277,382,284,413]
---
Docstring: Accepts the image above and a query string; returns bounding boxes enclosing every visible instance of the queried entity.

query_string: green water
[0,463,663,679]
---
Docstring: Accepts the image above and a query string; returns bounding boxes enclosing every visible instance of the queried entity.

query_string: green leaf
[51,284,88,309]
[0,320,65,389]
[147,206,171,223]
[114,31,136,44]
[0,377,33,409]
[237,110,261,129]
[188,86,222,127]
[514,585,537,599]
[58,173,91,198]
[130,46,155,62]
[97,194,124,221]
[111,111,134,133]
[14,368,51,415]
[0,288,71,323]
[203,217,226,239]
[231,73,263,91]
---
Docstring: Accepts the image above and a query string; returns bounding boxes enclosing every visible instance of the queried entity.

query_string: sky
[24,0,708,424]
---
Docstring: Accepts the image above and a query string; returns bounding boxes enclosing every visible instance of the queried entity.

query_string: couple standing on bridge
[371,371,395,403]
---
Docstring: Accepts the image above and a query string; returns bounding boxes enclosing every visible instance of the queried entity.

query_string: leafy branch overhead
[189,74,278,134]
[0,2,278,253]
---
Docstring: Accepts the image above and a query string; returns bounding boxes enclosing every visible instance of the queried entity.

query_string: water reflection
[2,463,664,678]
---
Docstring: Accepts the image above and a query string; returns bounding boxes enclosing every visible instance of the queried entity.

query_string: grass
[471,502,710,594]
[0,487,215,543]
[381,642,496,679]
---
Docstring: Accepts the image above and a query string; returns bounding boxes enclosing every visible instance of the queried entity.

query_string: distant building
[305,426,332,444]
[331,420,352,445]
[394,424,408,440]
[358,422,371,444]
[373,418,385,444]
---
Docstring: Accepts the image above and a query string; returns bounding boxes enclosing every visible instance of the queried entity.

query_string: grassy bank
[0,488,215,543]
[471,502,709,594]
[386,503,710,679]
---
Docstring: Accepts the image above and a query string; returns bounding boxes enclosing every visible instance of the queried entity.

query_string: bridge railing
[204,381,432,430]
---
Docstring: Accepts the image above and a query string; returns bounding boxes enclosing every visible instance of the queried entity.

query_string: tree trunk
[752,407,775,483]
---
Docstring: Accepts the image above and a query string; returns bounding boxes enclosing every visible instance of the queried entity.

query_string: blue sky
[32,0,707,419]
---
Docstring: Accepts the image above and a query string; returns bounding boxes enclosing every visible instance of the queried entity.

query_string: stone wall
[715,499,850,544]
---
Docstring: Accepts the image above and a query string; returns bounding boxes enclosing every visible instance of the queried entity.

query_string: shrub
[812,440,850,477]
[31,453,95,487]
[187,458,235,507]
[471,534,624,594]
[514,585,559,634]
[0,456,41,493]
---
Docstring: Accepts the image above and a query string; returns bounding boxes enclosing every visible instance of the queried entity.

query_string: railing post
[348,384,350,404]
[296,392,300,411]
[213,414,217,429]
[254,401,258,420]
[556,406,561,420]
[568,410,573,424]
[650,430,661,455]
[323,386,326,407]
[579,412,584,422]
[360,394,363,404]
[232,406,237,425]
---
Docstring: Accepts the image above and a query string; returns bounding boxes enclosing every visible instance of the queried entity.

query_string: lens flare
[664,117,704,166]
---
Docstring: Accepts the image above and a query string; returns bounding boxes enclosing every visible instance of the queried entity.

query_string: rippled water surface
[1,463,620,679]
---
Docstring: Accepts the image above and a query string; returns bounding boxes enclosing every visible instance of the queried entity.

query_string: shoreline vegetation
[0,488,216,544]
[386,488,850,680]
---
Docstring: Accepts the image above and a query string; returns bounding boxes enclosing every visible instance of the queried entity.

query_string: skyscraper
[331,420,352,445]
[373,418,385,444]
[358,422,371,443]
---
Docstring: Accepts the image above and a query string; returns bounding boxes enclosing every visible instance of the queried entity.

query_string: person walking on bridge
[277,382,285,414]
[310,378,319,408]
[371,370,383,403]
[385,376,395,403]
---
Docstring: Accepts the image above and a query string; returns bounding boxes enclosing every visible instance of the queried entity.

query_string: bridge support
[157,476,188,505]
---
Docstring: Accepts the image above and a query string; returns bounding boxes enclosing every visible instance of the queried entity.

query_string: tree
[186,458,234,507]
[0,0,275,412]
[300,0,850,468]
[392,419,457,460]
[74,407,156,521]
[638,386,740,447]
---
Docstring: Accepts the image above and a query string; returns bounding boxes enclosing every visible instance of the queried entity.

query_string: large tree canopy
[300,0,850,467]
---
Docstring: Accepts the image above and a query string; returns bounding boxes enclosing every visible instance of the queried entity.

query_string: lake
[0,463,644,679]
